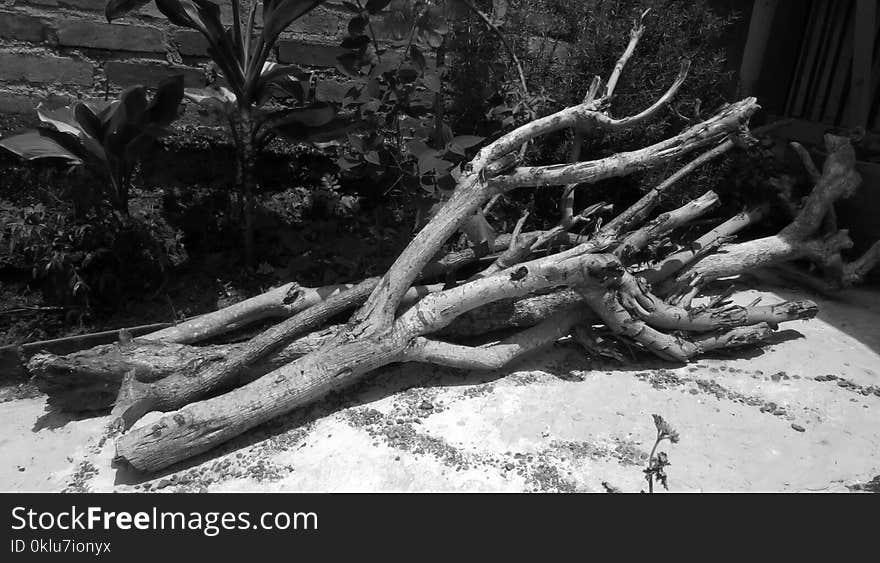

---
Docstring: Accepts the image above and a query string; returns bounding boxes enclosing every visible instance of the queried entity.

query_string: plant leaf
[0,130,84,163]
[397,66,419,83]
[105,86,148,156]
[36,104,82,136]
[91,100,118,126]
[147,74,185,126]
[257,62,309,103]
[341,34,371,51]
[262,0,325,46]
[336,52,363,78]
[155,0,201,28]
[364,150,381,165]
[365,0,391,14]
[348,15,367,36]
[156,0,245,96]
[73,102,104,141]
[261,61,309,82]
[124,132,158,163]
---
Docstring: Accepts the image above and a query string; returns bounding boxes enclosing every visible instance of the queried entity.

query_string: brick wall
[0,0,351,129]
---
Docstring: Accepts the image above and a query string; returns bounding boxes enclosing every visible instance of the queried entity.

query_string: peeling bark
[678,134,865,288]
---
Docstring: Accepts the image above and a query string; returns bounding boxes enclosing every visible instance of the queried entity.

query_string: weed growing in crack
[643,414,680,493]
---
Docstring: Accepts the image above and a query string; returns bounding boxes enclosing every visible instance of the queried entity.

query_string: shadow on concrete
[110,323,811,484]
[106,272,880,484]
[32,408,96,432]
[750,279,880,359]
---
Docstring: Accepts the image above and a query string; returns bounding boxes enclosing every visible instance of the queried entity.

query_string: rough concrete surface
[1,285,879,493]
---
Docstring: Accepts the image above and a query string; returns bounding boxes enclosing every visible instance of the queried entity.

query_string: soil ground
[1,282,878,493]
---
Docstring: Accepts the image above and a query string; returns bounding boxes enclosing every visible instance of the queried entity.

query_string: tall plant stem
[235,108,258,267]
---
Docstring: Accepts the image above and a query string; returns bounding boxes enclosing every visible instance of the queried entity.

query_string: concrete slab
[2,286,878,492]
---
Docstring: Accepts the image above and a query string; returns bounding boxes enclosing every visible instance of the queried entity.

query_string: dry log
[641,204,768,286]
[111,278,385,428]
[106,37,769,470]
[112,279,442,428]
[677,134,866,287]
[144,282,352,344]
[114,245,814,472]
[840,241,880,286]
[29,329,337,412]
[614,191,720,259]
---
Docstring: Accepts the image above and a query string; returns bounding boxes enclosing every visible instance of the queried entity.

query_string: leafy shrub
[106,0,352,264]
[333,0,491,198]
[0,198,186,313]
[504,0,737,149]
[0,77,184,214]
[440,0,740,229]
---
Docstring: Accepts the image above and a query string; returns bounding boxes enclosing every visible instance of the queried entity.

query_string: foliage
[643,413,680,492]
[331,0,738,232]
[0,77,184,213]
[334,0,489,197]
[480,0,737,233]
[443,1,556,137]
[106,0,358,263]
[507,0,736,151]
[0,198,186,313]
[107,0,344,157]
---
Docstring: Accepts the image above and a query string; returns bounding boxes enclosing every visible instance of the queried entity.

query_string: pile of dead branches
[27,19,878,473]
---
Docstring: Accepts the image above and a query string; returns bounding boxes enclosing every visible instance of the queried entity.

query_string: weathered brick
[0,91,71,114]
[57,21,165,52]
[278,40,346,68]
[0,92,38,114]
[286,8,345,37]
[0,12,47,42]
[177,33,346,66]
[105,60,204,87]
[174,30,208,57]
[0,52,93,85]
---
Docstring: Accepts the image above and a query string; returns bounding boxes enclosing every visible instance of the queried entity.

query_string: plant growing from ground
[334,1,546,197]
[336,0,544,252]
[334,0,486,197]
[106,0,349,265]
[0,77,184,215]
[643,414,680,493]
[0,199,186,313]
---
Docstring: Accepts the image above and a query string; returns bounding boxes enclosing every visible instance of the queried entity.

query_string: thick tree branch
[614,191,720,259]
[490,98,758,191]
[403,311,580,370]
[604,8,650,98]
[642,204,768,285]
[471,62,691,169]
[145,281,355,344]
